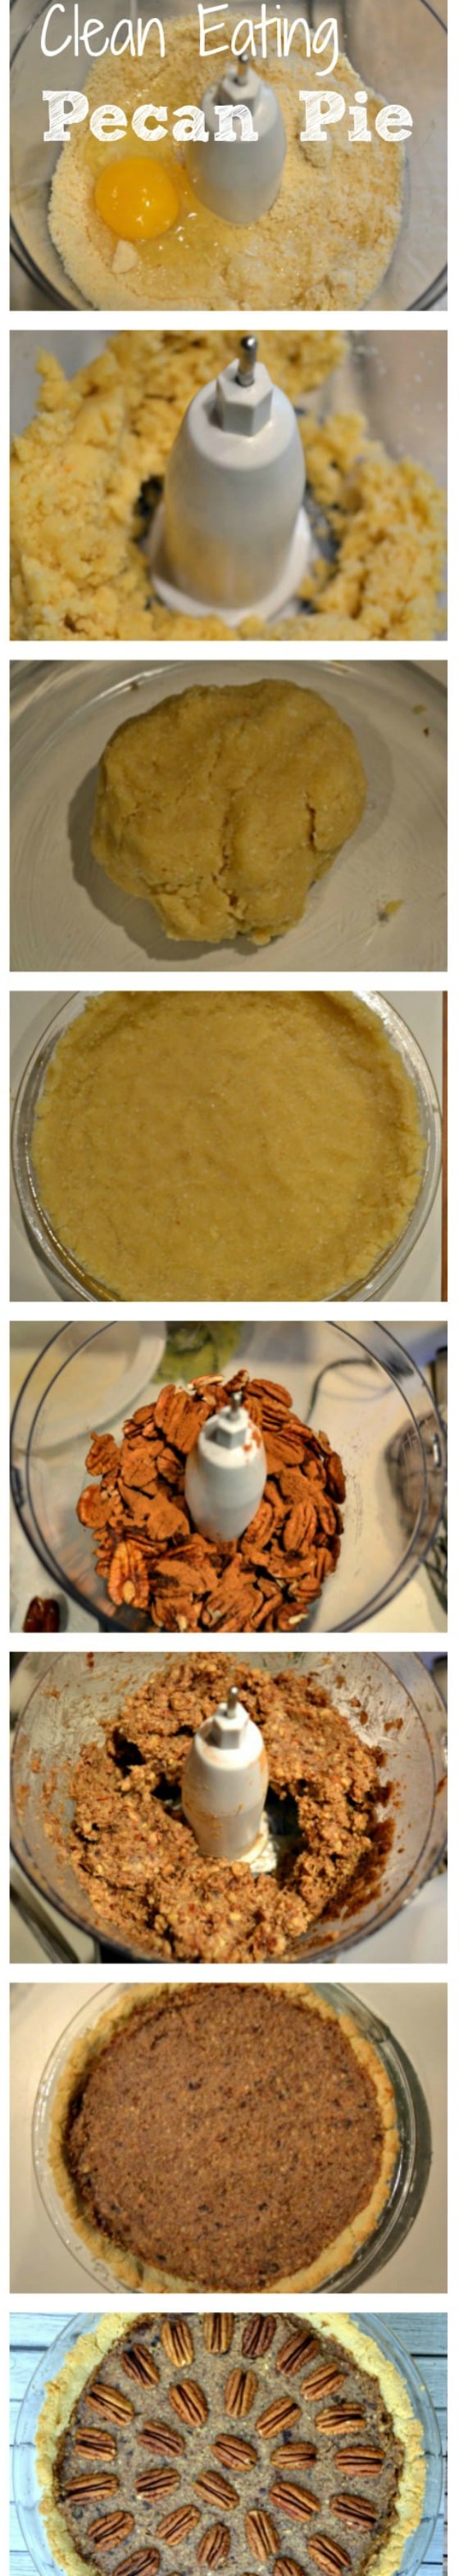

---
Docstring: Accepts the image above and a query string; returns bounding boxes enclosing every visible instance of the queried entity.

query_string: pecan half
[197,2525,230,2567]
[241,2319,276,2360]
[107,1542,150,1610]
[116,2556,160,2576]
[269,2481,317,2521]
[203,2316,234,2354]
[334,2449,384,2475]
[316,2407,366,2434]
[74,2430,116,2460]
[63,2478,118,2503]
[195,2474,239,2509]
[139,2424,184,2460]
[276,2329,319,2377]
[88,2388,134,2424]
[225,2370,257,2418]
[245,2511,279,2562]
[168,2379,207,2427]
[212,2437,257,2472]
[308,2543,351,2574]
[157,2507,201,2546]
[161,2321,193,2365]
[257,2401,300,2439]
[122,2345,160,2387]
[271,2446,316,2471]
[333,2496,377,2528]
[87,2515,134,2551]
[301,2365,345,2400]
[135,2467,180,2501]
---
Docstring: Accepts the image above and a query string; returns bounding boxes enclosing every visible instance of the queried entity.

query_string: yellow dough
[10,331,446,646]
[92,681,367,944]
[48,31,403,313]
[31,992,425,1301]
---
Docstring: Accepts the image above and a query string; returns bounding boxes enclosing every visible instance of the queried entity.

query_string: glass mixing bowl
[9,659,448,976]
[10,1320,447,1631]
[10,0,447,310]
[12,2307,445,2576]
[11,991,442,1302]
[30,1979,433,2292]
[10,1649,448,1962]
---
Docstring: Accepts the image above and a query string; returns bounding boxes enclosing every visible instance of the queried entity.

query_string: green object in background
[157,1323,240,1383]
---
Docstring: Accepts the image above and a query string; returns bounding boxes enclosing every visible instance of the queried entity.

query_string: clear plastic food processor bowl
[10,1649,448,1962]
[30,1980,433,2293]
[11,991,442,1302]
[10,0,447,310]
[10,1320,447,1631]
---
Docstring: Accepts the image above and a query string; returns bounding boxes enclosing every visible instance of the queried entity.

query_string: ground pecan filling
[58,1987,396,2289]
[52,2312,405,2576]
[42,1657,389,1962]
[76,1373,346,1632]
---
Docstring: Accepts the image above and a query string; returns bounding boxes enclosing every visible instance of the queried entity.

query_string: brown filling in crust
[63,1988,388,2289]
[41,1657,390,1962]
[54,2311,405,2576]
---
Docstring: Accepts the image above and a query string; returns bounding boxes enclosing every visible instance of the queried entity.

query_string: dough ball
[91,680,366,944]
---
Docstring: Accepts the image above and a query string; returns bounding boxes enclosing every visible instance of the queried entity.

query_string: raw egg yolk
[94,156,180,242]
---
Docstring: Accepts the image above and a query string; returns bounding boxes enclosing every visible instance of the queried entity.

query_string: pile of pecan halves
[76,1371,346,1632]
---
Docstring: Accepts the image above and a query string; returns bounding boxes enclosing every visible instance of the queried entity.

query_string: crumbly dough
[48,32,402,313]
[35,2308,426,2576]
[10,330,446,645]
[92,681,367,944]
[30,991,425,1300]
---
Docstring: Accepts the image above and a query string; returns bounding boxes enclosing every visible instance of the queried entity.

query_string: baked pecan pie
[75,1372,346,1633]
[36,2311,425,2576]
[48,1985,398,2292]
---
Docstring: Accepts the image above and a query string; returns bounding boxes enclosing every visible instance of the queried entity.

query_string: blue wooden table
[10,2312,446,2573]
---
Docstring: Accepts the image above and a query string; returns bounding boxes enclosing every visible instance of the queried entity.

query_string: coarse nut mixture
[76,1373,346,1632]
[42,1656,391,1962]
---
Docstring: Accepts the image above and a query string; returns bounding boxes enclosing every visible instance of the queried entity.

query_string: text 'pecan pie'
[36,2310,425,2576]
[48,1985,398,2291]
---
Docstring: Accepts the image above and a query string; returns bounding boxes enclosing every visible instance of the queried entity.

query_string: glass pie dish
[10,1320,447,1631]
[10,0,447,311]
[11,2308,445,2576]
[30,1980,432,2293]
[10,991,442,1302]
[10,1649,448,1963]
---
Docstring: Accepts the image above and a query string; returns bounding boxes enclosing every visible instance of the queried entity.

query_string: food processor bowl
[11,2307,444,2576]
[10,0,447,310]
[9,659,448,976]
[11,991,442,1302]
[10,326,448,532]
[10,1649,448,1962]
[10,1320,447,1632]
[30,1979,432,2292]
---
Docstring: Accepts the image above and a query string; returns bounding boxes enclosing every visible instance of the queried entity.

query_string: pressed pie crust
[31,993,424,1302]
[36,2308,425,2576]
[48,1985,398,2292]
